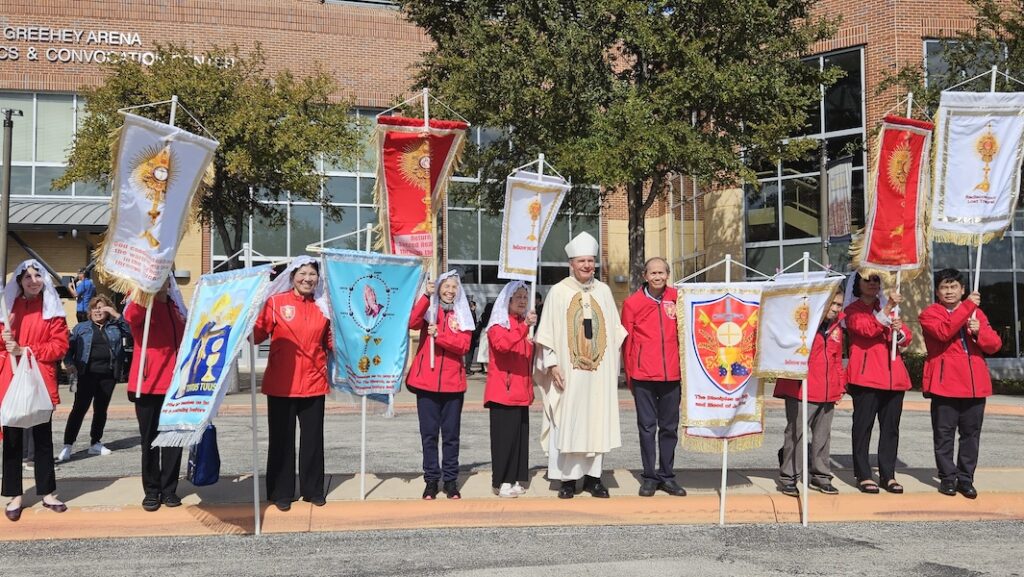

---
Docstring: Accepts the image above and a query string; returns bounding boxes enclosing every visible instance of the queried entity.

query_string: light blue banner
[322,249,424,397]
[153,265,273,447]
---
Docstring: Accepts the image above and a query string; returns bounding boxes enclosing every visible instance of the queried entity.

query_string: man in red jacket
[774,291,845,497]
[621,257,686,497]
[919,268,1002,499]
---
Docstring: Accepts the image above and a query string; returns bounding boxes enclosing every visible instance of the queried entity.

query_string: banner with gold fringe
[852,115,932,278]
[373,116,468,260]
[498,170,569,281]
[96,113,218,298]
[753,274,843,380]
[931,91,1024,245]
[676,282,764,453]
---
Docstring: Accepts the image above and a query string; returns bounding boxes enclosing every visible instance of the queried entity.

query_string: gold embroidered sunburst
[975,122,999,192]
[886,139,911,195]
[131,145,173,248]
[399,139,431,192]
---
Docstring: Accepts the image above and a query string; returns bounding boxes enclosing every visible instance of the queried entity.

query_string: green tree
[398,0,838,287]
[57,44,365,267]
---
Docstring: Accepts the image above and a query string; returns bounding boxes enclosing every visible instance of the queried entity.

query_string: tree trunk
[627,182,646,292]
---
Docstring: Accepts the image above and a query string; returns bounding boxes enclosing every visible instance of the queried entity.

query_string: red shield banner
[857,115,933,273]
[375,116,468,257]
[690,294,759,394]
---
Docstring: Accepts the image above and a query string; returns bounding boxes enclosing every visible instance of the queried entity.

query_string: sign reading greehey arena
[0,25,234,66]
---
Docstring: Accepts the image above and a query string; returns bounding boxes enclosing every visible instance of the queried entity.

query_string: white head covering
[266,255,330,319]
[124,275,189,320]
[3,259,66,321]
[485,280,528,332]
[565,232,599,259]
[427,269,475,332]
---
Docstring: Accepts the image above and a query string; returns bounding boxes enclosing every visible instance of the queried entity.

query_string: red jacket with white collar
[253,291,333,398]
[621,285,680,383]
[919,300,1002,398]
[483,315,534,406]
[406,295,472,394]
[0,297,69,406]
[844,298,913,391]
[774,317,846,403]
[125,299,184,396]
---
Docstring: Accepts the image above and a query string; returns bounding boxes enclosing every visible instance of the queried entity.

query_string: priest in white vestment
[534,232,627,499]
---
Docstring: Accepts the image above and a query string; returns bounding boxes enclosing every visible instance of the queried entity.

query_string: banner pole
[424,88,438,369]
[801,252,809,527]
[906,92,914,118]
[528,153,545,339]
[719,253,732,527]
[360,395,367,500]
[243,241,261,536]
[890,270,901,361]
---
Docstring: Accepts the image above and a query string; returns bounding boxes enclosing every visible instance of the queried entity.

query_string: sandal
[883,480,904,494]
[857,480,880,494]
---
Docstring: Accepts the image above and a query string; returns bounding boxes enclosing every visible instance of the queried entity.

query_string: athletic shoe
[88,443,112,456]
[56,445,73,463]
[511,483,527,496]
[779,483,800,497]
[495,483,517,498]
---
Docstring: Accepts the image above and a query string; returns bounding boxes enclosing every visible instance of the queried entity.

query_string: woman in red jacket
[844,272,912,494]
[775,291,845,497]
[407,270,473,500]
[1,260,70,521]
[124,277,187,512]
[253,256,332,511]
[483,281,536,498]
[919,268,1002,499]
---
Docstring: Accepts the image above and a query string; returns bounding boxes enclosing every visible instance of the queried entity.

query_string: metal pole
[819,140,829,267]
[0,107,24,326]
[528,153,544,339]
[720,254,732,526]
[360,395,367,500]
[424,88,437,369]
[800,252,809,527]
[244,241,261,536]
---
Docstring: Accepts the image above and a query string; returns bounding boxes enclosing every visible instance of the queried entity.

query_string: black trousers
[266,395,325,503]
[930,395,986,484]
[633,379,681,482]
[2,418,56,496]
[488,403,529,487]
[134,394,183,498]
[63,371,116,446]
[848,384,904,483]
[416,390,464,482]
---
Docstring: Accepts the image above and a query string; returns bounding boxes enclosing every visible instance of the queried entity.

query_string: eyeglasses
[864,276,881,283]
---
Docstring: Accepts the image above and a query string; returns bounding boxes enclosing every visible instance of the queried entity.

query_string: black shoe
[810,481,839,495]
[583,475,610,498]
[443,480,461,500]
[274,500,292,512]
[957,481,978,499]
[423,480,440,500]
[557,481,575,499]
[162,493,182,508]
[5,503,24,522]
[658,479,687,497]
[142,494,161,512]
[638,479,658,497]
[779,483,800,497]
[938,480,957,496]
[302,495,327,507]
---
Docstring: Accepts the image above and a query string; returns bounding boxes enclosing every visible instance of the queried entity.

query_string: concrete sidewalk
[3,466,1024,541]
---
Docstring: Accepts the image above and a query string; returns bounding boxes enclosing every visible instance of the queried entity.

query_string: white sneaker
[511,483,527,496]
[496,483,518,498]
[88,443,112,456]
[56,445,73,463]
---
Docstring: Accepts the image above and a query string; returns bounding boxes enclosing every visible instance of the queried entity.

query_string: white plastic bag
[0,348,54,428]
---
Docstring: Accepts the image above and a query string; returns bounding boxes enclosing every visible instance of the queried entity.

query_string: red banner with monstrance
[374,116,468,259]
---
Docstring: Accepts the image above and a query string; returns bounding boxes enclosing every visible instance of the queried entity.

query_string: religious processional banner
[322,249,425,397]
[676,282,764,452]
[852,116,932,276]
[753,274,843,380]
[931,91,1024,245]
[96,113,218,298]
[153,265,273,447]
[374,116,468,259]
[826,157,853,242]
[498,170,569,280]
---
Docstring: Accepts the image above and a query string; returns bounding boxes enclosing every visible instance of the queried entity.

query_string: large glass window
[744,48,866,277]
[0,91,100,197]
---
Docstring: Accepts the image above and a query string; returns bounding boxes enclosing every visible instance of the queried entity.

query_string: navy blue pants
[931,395,986,484]
[632,380,681,482]
[415,390,464,482]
